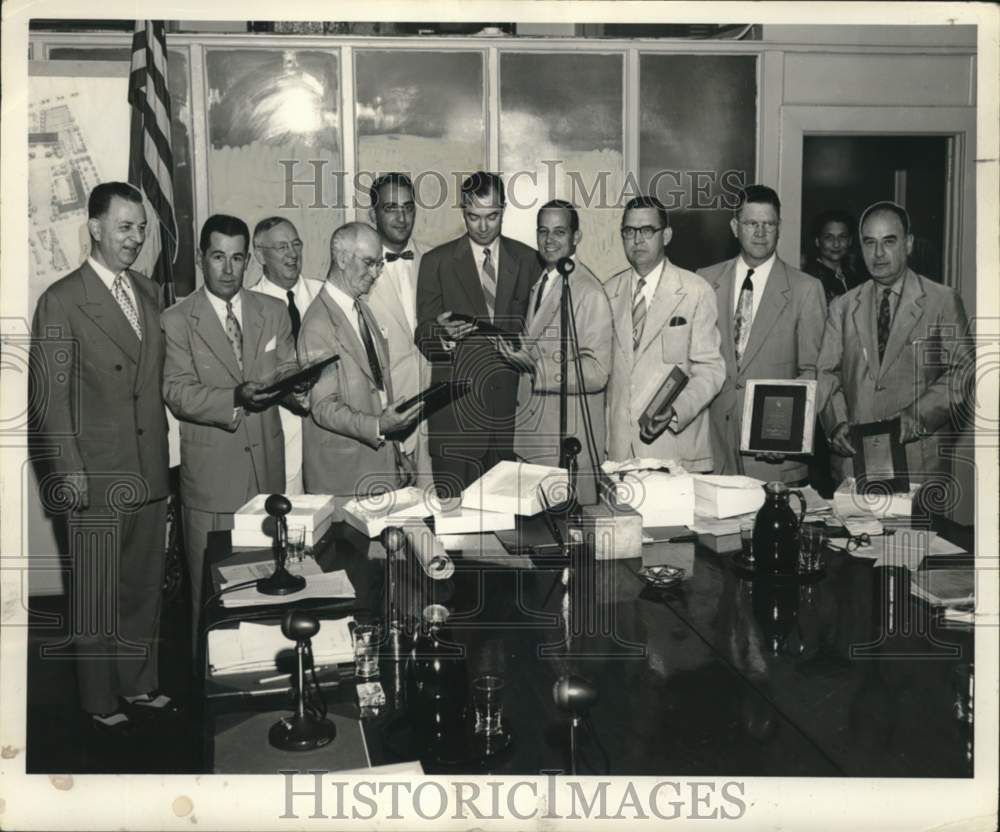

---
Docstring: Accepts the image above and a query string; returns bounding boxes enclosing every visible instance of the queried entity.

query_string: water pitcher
[752,482,806,574]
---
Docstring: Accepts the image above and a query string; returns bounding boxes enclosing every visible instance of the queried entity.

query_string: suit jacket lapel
[879,270,926,377]
[739,258,790,369]
[527,270,559,336]
[77,263,141,364]
[318,290,376,385]
[853,280,879,376]
[638,261,686,358]
[241,292,266,379]
[453,237,491,318]
[131,272,159,393]
[192,289,243,383]
[495,236,522,318]
[709,259,738,368]
[605,270,631,356]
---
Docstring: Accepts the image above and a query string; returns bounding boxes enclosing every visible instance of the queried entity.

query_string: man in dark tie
[818,201,973,489]
[698,185,827,483]
[299,222,422,500]
[249,217,323,494]
[415,171,539,497]
[30,181,175,737]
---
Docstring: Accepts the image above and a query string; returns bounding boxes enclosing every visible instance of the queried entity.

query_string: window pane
[355,50,484,247]
[639,54,757,272]
[500,52,625,279]
[206,49,342,284]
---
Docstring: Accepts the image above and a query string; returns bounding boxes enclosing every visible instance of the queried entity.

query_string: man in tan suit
[498,200,613,504]
[299,223,422,500]
[818,201,973,488]
[163,214,300,640]
[249,216,323,495]
[365,174,432,485]
[699,185,827,484]
[604,196,725,471]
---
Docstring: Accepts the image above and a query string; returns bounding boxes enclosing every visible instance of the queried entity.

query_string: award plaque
[739,379,817,455]
[849,418,910,493]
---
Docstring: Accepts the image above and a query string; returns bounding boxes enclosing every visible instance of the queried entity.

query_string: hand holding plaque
[638,367,689,444]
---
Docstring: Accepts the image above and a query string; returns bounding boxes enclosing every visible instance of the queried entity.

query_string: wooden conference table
[202,516,974,777]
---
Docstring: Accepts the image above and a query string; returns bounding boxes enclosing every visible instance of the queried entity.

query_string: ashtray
[637,565,687,589]
[730,554,825,583]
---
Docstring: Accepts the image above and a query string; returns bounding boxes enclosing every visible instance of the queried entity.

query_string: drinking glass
[739,519,755,564]
[286,524,307,564]
[472,675,505,738]
[353,623,380,681]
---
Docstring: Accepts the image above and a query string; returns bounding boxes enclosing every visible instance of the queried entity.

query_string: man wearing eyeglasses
[365,173,432,486]
[299,222,423,500]
[604,196,725,470]
[698,185,827,483]
[249,217,323,494]
[415,171,538,497]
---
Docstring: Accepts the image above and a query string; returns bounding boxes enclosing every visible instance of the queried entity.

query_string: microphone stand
[257,494,307,596]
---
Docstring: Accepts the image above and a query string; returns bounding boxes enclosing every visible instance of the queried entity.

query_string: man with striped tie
[699,185,827,483]
[415,172,539,497]
[604,196,725,470]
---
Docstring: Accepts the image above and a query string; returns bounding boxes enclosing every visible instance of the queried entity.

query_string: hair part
[860,201,911,236]
[88,181,143,219]
[460,171,506,207]
[199,214,250,254]
[622,195,669,228]
[735,184,781,217]
[538,199,580,233]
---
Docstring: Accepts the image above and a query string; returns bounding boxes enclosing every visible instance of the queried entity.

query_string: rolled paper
[402,522,455,581]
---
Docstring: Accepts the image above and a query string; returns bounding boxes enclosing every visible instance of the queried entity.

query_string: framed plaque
[739,379,817,455]
[849,418,910,493]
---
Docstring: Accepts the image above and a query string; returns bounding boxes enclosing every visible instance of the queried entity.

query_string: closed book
[231,514,334,550]
[637,366,689,437]
[232,493,337,547]
[692,475,766,519]
[608,469,695,528]
[432,506,515,535]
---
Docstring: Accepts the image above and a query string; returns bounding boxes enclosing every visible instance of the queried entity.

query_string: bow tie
[385,250,414,262]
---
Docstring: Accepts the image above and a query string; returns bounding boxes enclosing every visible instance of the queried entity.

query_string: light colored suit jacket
[817,269,973,482]
[249,274,323,494]
[513,261,613,501]
[162,288,296,513]
[699,256,827,482]
[31,261,169,506]
[604,258,725,471]
[366,239,431,480]
[299,287,400,499]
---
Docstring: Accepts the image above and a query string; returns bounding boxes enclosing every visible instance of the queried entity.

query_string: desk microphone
[257,494,307,596]
[553,674,597,775]
[268,610,337,751]
[556,257,576,278]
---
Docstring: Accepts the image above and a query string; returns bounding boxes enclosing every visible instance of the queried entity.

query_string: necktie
[632,274,647,353]
[286,290,301,341]
[877,287,893,362]
[385,250,414,262]
[533,271,550,316]
[112,274,142,341]
[481,249,497,320]
[225,301,243,374]
[355,299,385,392]
[733,268,755,364]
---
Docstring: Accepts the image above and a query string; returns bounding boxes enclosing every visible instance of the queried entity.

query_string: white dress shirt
[88,256,139,312]
[731,253,776,324]
[381,246,418,333]
[469,238,501,287]
[205,287,243,330]
[250,273,321,316]
[630,257,667,310]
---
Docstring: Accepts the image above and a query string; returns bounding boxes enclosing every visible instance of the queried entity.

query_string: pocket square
[668,316,688,327]
[264,335,277,352]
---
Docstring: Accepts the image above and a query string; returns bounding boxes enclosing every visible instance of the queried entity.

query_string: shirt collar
[324,280,357,312]
[879,271,908,296]
[632,256,666,289]
[205,287,242,318]
[87,256,121,291]
[737,253,776,280]
[259,274,301,296]
[469,237,500,264]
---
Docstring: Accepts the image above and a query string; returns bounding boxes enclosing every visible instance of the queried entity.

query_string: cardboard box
[341,487,437,538]
[232,493,337,548]
[461,461,568,517]
[692,475,766,519]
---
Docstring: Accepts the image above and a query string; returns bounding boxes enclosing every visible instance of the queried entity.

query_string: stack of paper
[342,487,437,538]
[232,493,337,549]
[799,485,833,518]
[692,475,766,519]
[834,529,967,569]
[208,617,355,676]
[432,506,515,535]
[217,557,355,608]
[911,569,974,608]
[833,478,917,520]
[602,459,694,527]
[461,461,568,517]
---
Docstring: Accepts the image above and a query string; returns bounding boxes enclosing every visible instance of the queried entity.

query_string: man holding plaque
[604,196,725,471]
[699,185,827,483]
[817,201,973,487]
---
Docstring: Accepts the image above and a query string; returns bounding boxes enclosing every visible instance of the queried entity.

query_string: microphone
[556,257,576,277]
[553,674,598,715]
[281,609,319,642]
[257,493,307,595]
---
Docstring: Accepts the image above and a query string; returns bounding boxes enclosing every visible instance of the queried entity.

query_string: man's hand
[829,423,856,457]
[755,452,787,464]
[235,381,275,412]
[494,335,535,373]
[437,311,477,343]
[378,397,423,437]
[640,406,675,444]
[898,408,921,443]
[64,471,89,510]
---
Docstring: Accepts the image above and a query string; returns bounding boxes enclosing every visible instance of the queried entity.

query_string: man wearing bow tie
[365,173,432,485]
[249,217,322,495]
[604,196,725,470]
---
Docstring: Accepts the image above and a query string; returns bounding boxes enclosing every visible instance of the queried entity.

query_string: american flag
[128,20,177,306]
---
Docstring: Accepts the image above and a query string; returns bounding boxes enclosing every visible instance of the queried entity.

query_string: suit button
[725,415,730,422]
[137,428,144,436]
[735,383,743,390]
[133,394,139,401]
[115,364,123,371]
[876,385,886,391]
[244,446,251,452]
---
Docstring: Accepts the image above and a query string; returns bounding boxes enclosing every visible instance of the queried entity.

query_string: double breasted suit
[31,260,170,713]
[604,259,725,471]
[816,269,973,484]
[415,234,538,492]
[513,260,613,503]
[699,256,827,483]
[298,287,401,500]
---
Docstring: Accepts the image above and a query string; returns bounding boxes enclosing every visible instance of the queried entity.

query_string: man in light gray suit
[299,223,422,501]
[605,196,725,471]
[817,201,973,488]
[365,173,432,485]
[699,185,827,484]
